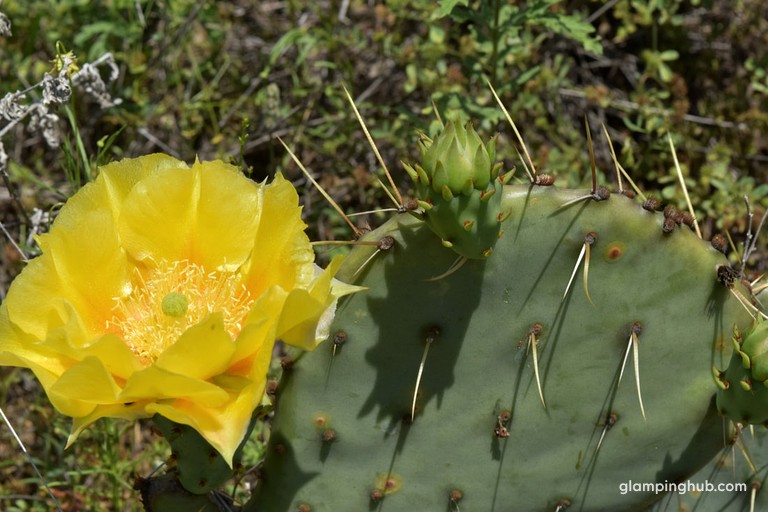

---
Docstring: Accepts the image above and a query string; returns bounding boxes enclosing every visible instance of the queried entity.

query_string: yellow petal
[100,154,189,220]
[229,316,277,379]
[3,256,90,342]
[120,366,229,406]
[154,313,236,380]
[118,167,200,263]
[278,288,330,350]
[228,288,284,374]
[67,401,151,448]
[148,379,265,467]
[279,256,364,350]
[48,356,122,417]
[243,173,314,296]
[37,208,131,331]
[77,334,144,380]
[119,161,261,269]
[193,160,263,271]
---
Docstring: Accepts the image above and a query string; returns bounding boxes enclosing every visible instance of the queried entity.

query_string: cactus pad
[249,184,757,511]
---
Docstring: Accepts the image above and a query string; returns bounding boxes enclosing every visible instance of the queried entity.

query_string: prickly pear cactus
[249,176,764,510]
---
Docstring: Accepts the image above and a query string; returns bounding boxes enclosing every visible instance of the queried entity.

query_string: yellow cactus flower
[0,154,359,466]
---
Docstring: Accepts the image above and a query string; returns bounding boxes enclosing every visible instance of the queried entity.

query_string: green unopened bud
[716,321,768,425]
[404,118,509,259]
[740,319,768,381]
[420,120,496,196]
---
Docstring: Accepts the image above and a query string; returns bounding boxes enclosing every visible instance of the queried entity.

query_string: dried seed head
[0,92,25,121]
[0,11,11,37]
[71,56,123,109]
[27,106,62,148]
[42,74,72,105]
[0,141,6,174]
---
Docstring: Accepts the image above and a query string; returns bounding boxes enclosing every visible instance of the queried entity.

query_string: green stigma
[161,292,189,317]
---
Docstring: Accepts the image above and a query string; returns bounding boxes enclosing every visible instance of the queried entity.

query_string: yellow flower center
[106,259,255,364]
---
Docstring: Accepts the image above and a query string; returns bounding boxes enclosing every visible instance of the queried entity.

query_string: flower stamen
[106,259,254,364]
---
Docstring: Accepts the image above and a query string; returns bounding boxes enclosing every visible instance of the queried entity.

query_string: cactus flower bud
[420,120,495,197]
[716,320,768,424]
[403,119,511,259]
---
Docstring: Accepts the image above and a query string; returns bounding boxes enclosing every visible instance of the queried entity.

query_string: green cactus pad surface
[135,473,235,512]
[250,185,756,511]
[153,413,256,495]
